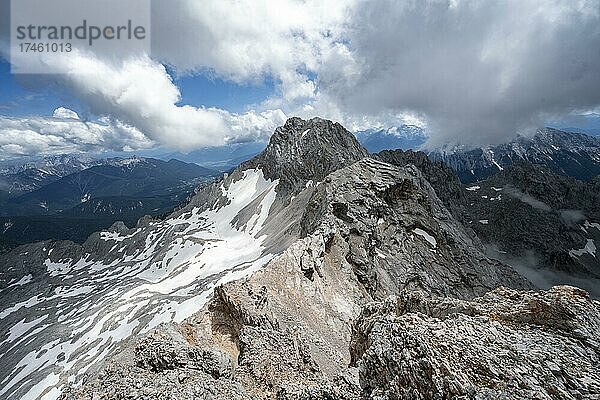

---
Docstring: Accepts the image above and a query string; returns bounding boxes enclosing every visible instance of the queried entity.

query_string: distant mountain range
[1,157,216,216]
[561,127,600,137]
[160,142,268,171]
[427,128,600,183]
[0,154,104,199]
[355,125,427,152]
[0,157,218,252]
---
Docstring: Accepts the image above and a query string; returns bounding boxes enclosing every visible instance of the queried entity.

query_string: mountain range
[0,154,103,199]
[0,117,598,400]
[377,150,600,297]
[0,157,218,252]
[427,128,600,183]
[354,125,428,153]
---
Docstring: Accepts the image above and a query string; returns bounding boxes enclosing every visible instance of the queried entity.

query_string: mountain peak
[243,117,369,195]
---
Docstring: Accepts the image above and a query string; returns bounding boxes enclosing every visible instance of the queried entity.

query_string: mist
[485,244,600,298]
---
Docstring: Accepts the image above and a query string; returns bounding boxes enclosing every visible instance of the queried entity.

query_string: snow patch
[3,221,13,234]
[413,228,437,248]
[0,168,281,400]
[569,239,597,258]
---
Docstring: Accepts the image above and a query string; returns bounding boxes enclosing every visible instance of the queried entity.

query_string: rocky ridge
[353,285,600,399]
[379,149,600,297]
[61,121,578,400]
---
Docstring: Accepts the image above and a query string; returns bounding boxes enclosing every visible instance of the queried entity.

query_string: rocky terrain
[353,285,600,399]
[379,150,600,297]
[1,117,599,399]
[427,128,600,183]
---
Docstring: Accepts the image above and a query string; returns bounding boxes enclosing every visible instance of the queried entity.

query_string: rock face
[376,149,466,217]
[352,286,600,399]
[379,149,600,297]
[244,117,369,200]
[458,162,600,294]
[0,117,381,399]
[61,135,534,400]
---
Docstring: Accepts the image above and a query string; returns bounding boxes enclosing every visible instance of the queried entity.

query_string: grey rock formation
[459,162,600,293]
[352,285,600,399]
[60,144,533,399]
[379,149,600,297]
[243,116,369,200]
[0,117,369,399]
[4,116,597,400]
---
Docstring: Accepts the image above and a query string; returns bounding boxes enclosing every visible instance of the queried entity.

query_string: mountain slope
[60,154,596,399]
[0,154,104,198]
[0,117,530,400]
[459,162,600,294]
[427,128,600,183]
[378,149,600,297]
[0,158,219,253]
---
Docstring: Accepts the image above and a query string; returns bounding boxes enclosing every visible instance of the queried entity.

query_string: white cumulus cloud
[0,110,154,159]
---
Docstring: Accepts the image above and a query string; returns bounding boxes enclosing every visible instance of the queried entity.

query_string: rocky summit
[0,117,599,400]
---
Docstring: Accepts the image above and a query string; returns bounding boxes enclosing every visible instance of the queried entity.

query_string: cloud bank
[0,108,153,159]
[1,0,600,156]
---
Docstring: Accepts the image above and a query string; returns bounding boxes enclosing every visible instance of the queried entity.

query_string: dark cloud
[321,0,600,146]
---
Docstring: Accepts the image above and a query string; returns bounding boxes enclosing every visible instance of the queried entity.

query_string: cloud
[53,107,80,120]
[319,0,600,146]
[485,244,600,298]
[504,186,551,211]
[559,209,587,226]
[10,51,288,152]
[0,109,154,159]
[151,0,354,104]
[2,0,600,155]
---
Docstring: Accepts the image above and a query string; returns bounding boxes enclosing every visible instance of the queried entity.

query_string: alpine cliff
[0,118,598,400]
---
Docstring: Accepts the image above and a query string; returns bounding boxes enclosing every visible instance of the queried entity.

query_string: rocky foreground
[62,281,599,399]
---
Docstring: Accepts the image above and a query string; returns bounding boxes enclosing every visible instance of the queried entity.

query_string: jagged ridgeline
[0,118,598,400]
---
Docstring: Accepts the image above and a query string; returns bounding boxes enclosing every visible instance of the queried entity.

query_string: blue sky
[169,66,277,114]
[0,59,277,117]
[2,54,598,140]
